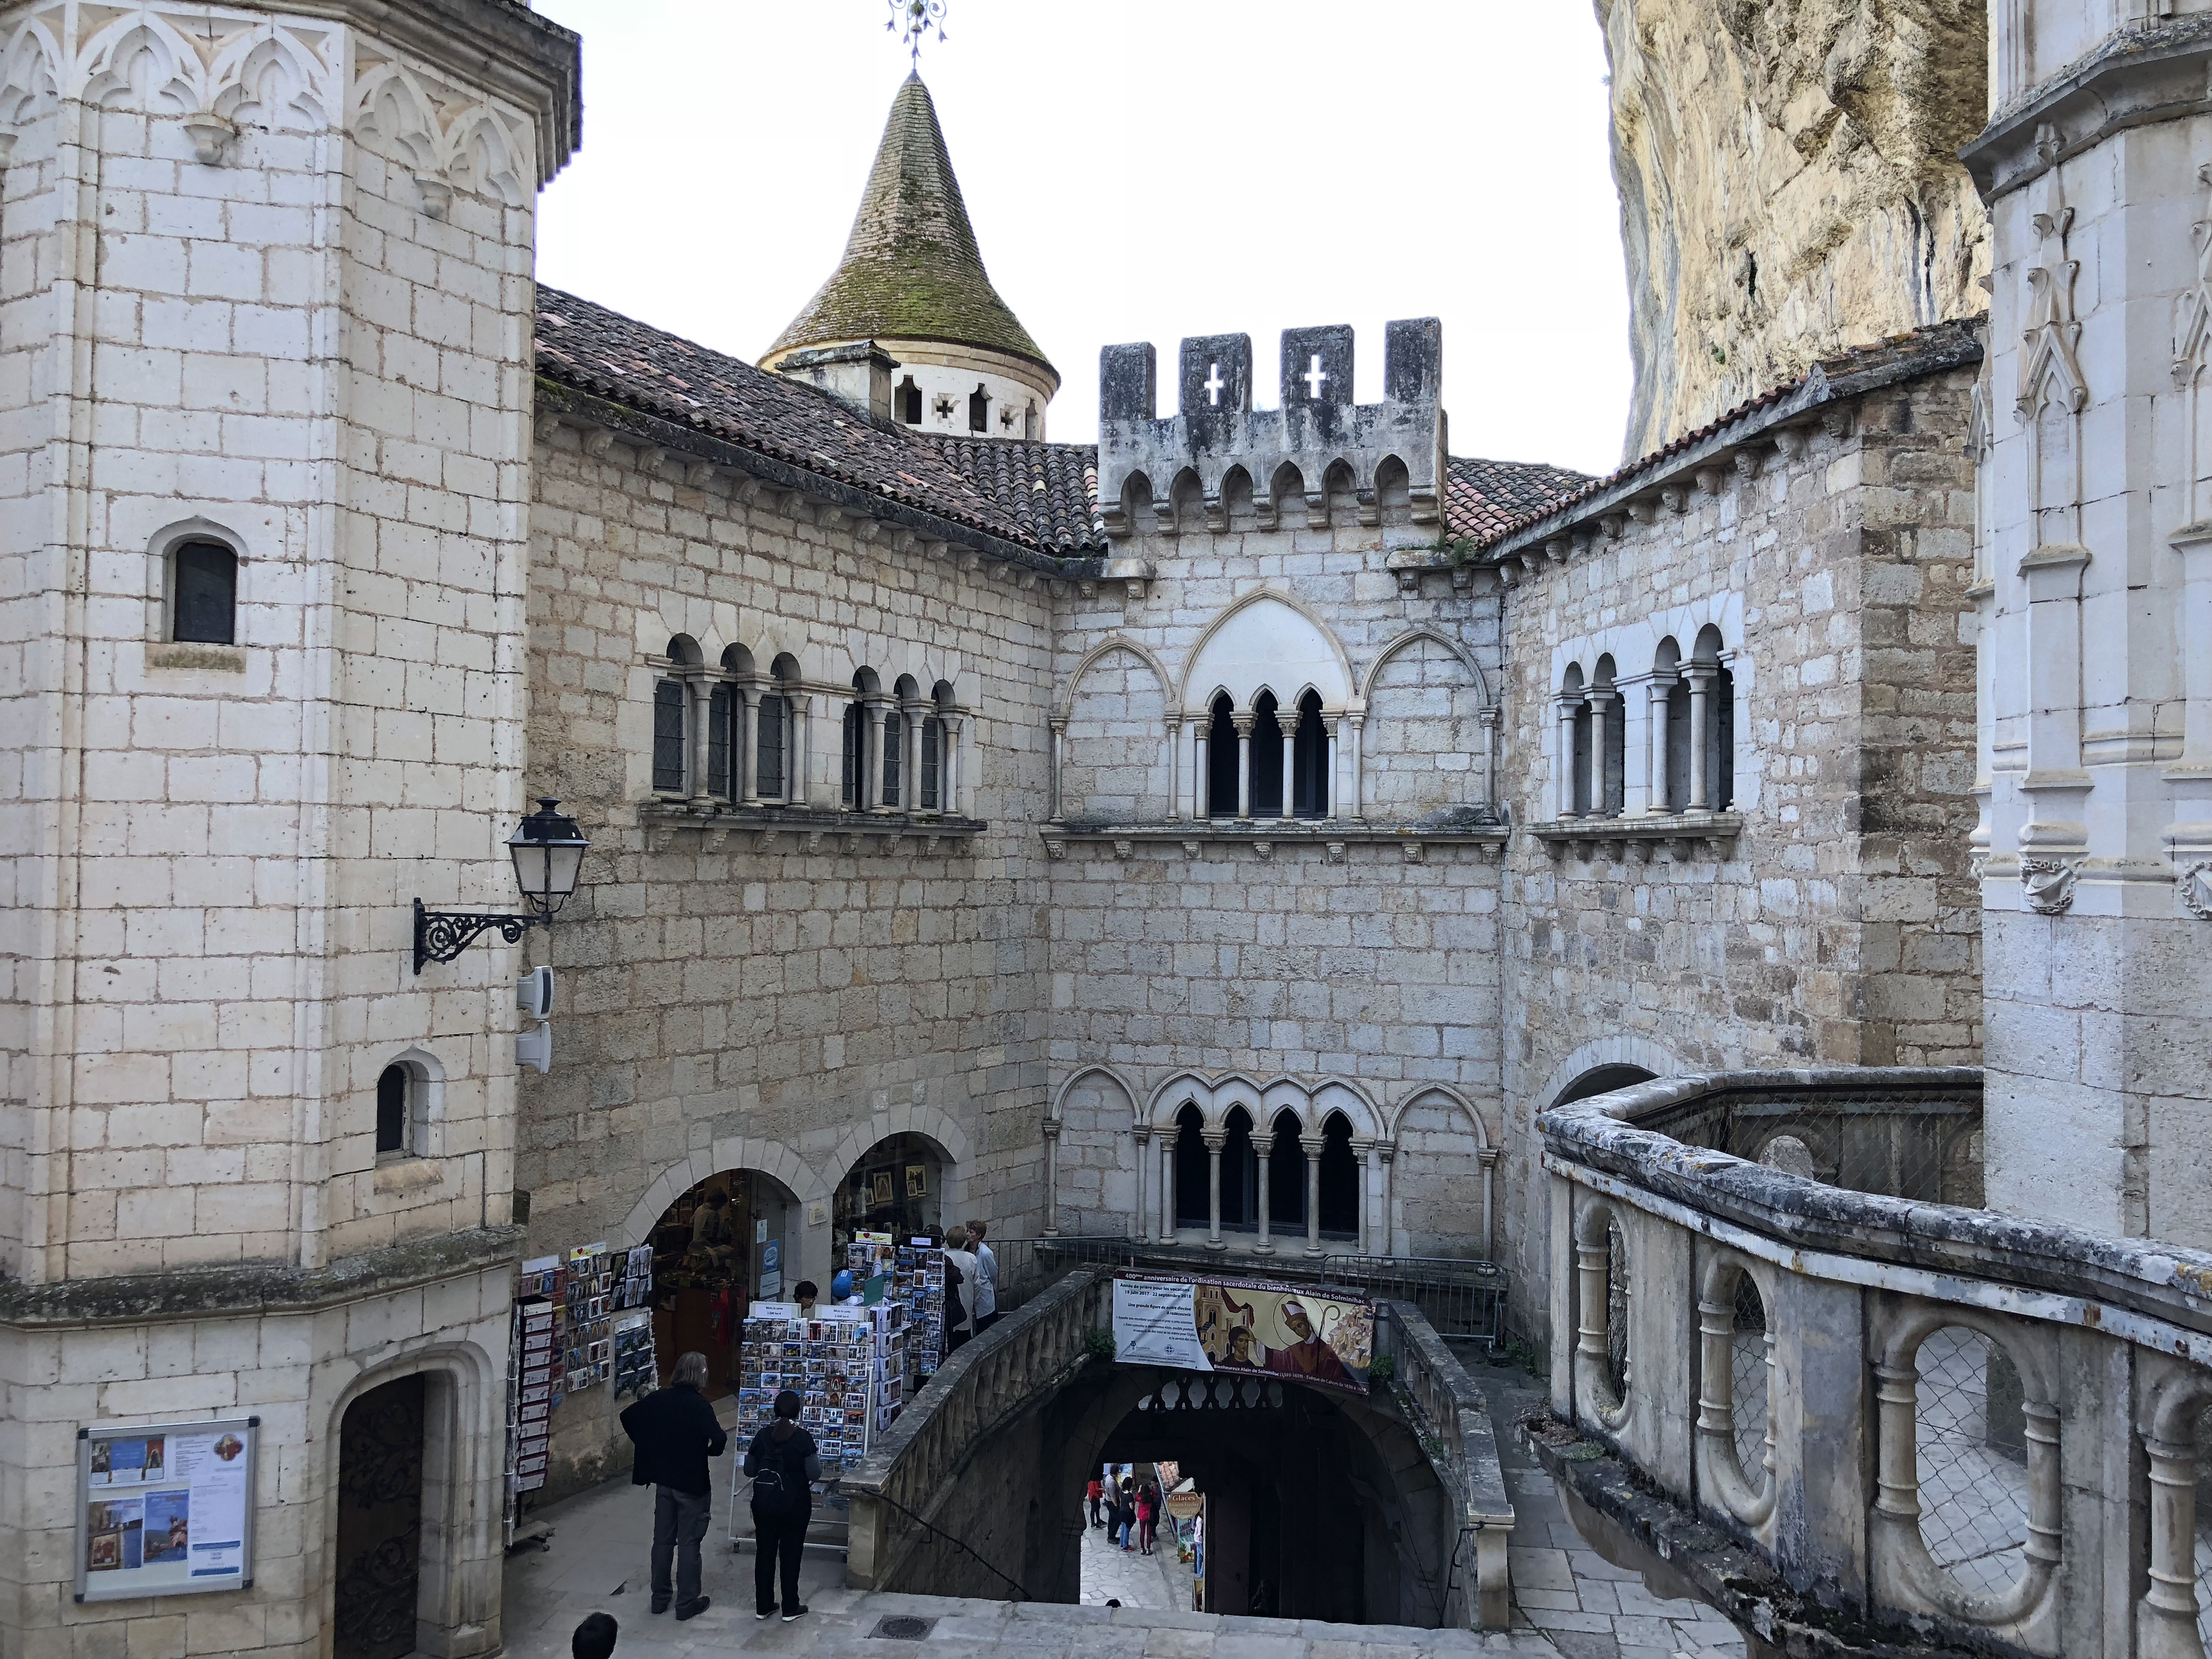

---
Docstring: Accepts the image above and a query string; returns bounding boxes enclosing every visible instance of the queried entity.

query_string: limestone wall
[1598,0,1989,458]
[1496,366,1984,1343]
[518,422,1060,1296]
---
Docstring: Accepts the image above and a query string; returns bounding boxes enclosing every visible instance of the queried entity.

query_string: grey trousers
[651,1483,712,1605]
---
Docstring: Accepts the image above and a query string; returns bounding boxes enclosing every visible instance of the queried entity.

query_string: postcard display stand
[76,1418,258,1601]
[846,1232,947,1384]
[505,1243,655,1540]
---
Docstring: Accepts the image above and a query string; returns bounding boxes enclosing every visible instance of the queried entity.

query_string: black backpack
[750,1427,807,1517]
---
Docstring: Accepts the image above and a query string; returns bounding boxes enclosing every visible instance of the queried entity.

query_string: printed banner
[1111,1272,1373,1392]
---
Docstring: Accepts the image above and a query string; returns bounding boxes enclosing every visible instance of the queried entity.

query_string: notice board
[75,1417,257,1601]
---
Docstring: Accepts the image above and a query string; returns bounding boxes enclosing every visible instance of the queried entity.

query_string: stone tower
[1965,9,2212,1248]
[0,1,576,1651]
[761,73,1059,439]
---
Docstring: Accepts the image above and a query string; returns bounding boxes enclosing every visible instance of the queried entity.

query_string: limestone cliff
[1598,0,1989,460]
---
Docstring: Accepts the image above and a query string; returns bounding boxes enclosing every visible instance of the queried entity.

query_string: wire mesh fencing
[2194,1401,2212,1650]
[1914,1326,2032,1598]
[1730,1271,1770,1478]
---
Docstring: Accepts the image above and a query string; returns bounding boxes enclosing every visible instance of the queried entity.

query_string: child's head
[572,1611,618,1659]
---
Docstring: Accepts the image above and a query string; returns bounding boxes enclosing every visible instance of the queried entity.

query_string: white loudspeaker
[515,1020,552,1075]
[516,967,554,1019]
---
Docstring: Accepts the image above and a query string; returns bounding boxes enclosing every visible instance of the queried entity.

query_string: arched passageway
[646,1167,801,1398]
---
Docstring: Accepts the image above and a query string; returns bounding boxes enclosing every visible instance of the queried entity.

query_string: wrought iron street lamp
[413,799,590,974]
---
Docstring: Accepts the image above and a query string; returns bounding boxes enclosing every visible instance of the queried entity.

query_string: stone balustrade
[1540,1067,2212,1659]
[1374,1299,1516,1629]
[843,1268,1109,1596]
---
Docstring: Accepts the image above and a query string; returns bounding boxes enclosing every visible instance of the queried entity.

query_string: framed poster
[76,1417,257,1601]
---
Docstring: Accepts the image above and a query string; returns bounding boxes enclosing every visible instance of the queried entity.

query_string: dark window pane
[707,684,732,799]
[1207,701,1238,817]
[920,716,940,810]
[1292,698,1328,818]
[967,387,988,432]
[1250,701,1284,819]
[652,680,686,794]
[758,695,786,800]
[375,1066,408,1155]
[1713,665,1735,811]
[843,703,863,807]
[173,540,236,644]
[883,712,902,806]
[1319,1123,1359,1235]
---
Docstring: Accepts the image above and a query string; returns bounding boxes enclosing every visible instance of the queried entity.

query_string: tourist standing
[618,1351,727,1621]
[966,1219,998,1331]
[941,1227,979,1353]
[744,1389,822,1623]
[1085,1474,1104,1528]
[1136,1484,1156,1556]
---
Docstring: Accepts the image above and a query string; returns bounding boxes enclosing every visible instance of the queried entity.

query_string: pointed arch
[1360,625,1492,708]
[1057,634,1172,723]
[1175,586,1354,714]
[1050,1065,1143,1129]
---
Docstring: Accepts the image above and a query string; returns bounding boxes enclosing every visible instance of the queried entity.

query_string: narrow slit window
[883,711,904,807]
[172,540,237,644]
[652,680,686,794]
[375,1065,409,1156]
[843,702,864,808]
[968,384,989,432]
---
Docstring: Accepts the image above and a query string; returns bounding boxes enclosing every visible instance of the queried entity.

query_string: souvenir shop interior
[644,1169,800,1400]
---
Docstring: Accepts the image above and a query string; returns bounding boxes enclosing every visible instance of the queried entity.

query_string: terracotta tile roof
[1445,456,1594,540]
[1478,317,1985,549]
[765,75,1055,380]
[920,435,1104,555]
[534,285,1062,556]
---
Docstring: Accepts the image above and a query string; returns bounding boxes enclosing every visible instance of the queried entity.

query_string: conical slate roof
[766,75,1055,380]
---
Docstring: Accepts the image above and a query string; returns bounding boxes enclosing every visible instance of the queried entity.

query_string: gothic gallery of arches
[1042,1068,1499,1260]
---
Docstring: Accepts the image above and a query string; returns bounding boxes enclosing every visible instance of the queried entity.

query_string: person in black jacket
[743,1388,821,1622]
[618,1351,727,1620]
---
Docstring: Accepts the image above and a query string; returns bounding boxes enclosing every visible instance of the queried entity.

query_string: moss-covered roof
[766,75,1055,382]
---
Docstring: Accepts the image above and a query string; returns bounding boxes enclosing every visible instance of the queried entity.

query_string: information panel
[75,1417,257,1601]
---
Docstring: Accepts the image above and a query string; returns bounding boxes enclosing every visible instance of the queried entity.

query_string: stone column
[739,684,763,806]
[904,699,926,814]
[2142,1432,2204,1657]
[1302,1135,1324,1256]
[1364,1140,1394,1256]
[1048,718,1066,825]
[1587,687,1615,816]
[867,698,892,812]
[1159,1134,1177,1243]
[1192,723,1209,820]
[786,696,804,805]
[1254,1135,1274,1254]
[1347,715,1365,821]
[1164,719,1182,822]
[1479,706,1500,813]
[945,713,966,817]
[1684,665,1714,811]
[1280,725,1296,819]
[1131,1125,1151,1241]
[1324,718,1340,820]
[1646,677,1675,813]
[686,675,713,805]
[1554,693,1582,818]
[1233,714,1255,822]
[1478,1146,1499,1261]
[1203,1128,1227,1249]
[1041,1119,1061,1237]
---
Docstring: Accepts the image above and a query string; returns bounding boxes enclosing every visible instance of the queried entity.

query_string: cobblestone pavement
[504,1368,1748,1659]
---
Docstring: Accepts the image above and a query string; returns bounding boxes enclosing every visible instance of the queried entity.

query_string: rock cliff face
[1598,0,1989,460]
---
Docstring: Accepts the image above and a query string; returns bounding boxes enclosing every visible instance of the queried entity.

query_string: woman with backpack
[743,1389,821,1622]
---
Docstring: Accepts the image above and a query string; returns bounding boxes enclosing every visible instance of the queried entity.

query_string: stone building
[2,1,2210,1656]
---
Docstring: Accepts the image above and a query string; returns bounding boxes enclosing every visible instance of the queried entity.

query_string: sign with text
[1110,1272,1373,1393]
[76,1418,257,1601]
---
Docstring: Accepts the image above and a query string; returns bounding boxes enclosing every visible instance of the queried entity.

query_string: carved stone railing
[1540,1067,2212,1659]
[1374,1300,1516,1630]
[842,1267,1108,1595]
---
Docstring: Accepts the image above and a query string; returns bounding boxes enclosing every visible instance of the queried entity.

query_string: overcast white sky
[533,1,1634,476]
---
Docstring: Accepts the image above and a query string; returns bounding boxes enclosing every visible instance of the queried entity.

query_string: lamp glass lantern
[509,797,589,919]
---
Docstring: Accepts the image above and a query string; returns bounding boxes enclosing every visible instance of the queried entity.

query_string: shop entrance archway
[647,1167,801,1399]
[834,1131,951,1255]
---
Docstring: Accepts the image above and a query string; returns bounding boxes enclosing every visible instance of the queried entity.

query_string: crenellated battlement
[1097,320,1445,539]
